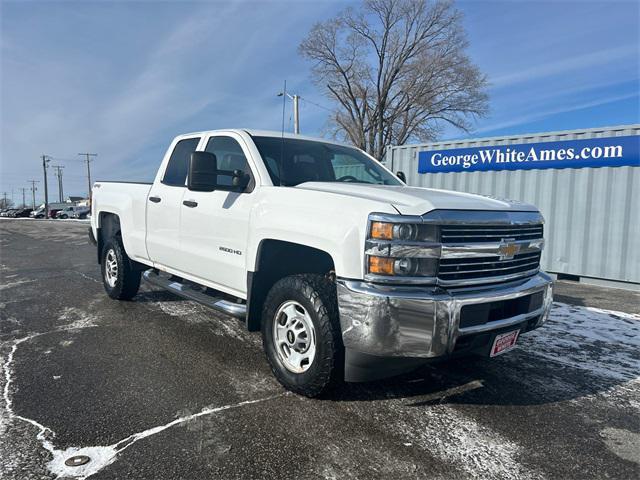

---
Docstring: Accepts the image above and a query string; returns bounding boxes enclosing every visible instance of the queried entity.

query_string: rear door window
[162,137,201,187]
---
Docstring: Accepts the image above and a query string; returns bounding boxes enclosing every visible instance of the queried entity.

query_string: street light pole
[277,90,300,134]
[293,95,300,135]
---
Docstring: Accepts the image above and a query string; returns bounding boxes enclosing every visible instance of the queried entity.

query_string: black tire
[261,274,343,397]
[101,236,141,300]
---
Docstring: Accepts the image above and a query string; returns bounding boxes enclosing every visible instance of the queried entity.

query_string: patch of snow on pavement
[1,319,282,479]
[44,394,283,479]
[144,293,260,345]
[520,302,640,381]
[395,404,543,480]
[0,279,36,291]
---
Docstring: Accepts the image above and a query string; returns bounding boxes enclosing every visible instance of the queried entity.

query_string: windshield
[251,136,401,187]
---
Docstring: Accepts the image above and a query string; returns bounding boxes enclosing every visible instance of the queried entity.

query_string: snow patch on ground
[0,279,35,291]
[144,294,260,345]
[58,306,99,330]
[520,302,640,381]
[391,403,543,480]
[1,316,282,479]
[44,394,282,479]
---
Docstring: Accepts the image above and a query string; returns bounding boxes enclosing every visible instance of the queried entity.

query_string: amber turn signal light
[368,256,394,275]
[370,221,393,240]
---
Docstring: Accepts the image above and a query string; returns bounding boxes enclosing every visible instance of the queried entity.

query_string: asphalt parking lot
[1,219,639,480]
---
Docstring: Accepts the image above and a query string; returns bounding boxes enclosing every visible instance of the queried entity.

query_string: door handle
[183,200,198,208]
[149,196,161,203]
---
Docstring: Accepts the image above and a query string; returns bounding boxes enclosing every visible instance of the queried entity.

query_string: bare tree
[0,198,13,210]
[299,0,488,159]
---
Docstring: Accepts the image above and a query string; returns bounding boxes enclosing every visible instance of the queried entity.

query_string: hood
[296,183,538,216]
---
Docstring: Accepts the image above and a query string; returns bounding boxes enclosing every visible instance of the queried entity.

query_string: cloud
[475,92,638,134]
[0,1,328,196]
[490,44,638,89]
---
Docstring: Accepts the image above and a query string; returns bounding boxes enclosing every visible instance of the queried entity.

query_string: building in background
[384,124,640,290]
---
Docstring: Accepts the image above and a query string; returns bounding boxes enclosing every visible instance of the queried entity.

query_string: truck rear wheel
[261,274,343,397]
[101,237,141,300]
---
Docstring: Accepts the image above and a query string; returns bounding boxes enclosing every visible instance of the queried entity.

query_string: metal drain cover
[65,455,90,467]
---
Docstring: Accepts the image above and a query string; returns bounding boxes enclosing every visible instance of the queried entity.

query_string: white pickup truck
[90,129,553,396]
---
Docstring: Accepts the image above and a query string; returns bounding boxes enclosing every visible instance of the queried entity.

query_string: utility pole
[277,89,300,134]
[1,192,7,209]
[78,153,97,198]
[292,94,300,134]
[20,188,27,208]
[28,180,39,211]
[42,155,51,219]
[52,165,65,202]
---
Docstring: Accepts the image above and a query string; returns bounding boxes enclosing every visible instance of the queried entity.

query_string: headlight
[370,221,438,242]
[366,214,440,283]
[368,256,438,277]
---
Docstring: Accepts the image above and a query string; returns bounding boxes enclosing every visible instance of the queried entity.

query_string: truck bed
[91,181,154,264]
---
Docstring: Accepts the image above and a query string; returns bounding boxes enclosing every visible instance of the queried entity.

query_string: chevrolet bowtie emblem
[498,240,520,260]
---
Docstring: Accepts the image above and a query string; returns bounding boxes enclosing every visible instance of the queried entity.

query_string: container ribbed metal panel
[384,125,640,285]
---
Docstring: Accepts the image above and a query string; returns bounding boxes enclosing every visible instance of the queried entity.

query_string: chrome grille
[439,251,542,284]
[441,224,544,244]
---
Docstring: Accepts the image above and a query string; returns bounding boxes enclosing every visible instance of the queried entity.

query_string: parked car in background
[48,208,63,218]
[3,209,18,217]
[31,207,46,218]
[56,205,88,219]
[46,202,70,219]
[10,208,33,218]
[56,206,76,219]
[70,206,91,219]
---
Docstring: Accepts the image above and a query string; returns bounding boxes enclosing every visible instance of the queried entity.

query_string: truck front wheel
[101,237,141,300]
[261,274,343,397]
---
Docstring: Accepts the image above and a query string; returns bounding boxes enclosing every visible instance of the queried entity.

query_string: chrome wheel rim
[272,301,316,373]
[104,248,118,288]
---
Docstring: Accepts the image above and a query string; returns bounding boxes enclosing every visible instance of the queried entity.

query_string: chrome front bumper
[337,272,553,359]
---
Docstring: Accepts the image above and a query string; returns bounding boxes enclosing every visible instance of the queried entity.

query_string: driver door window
[204,136,254,191]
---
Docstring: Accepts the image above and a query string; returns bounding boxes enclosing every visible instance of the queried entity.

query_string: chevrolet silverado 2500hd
[90,129,553,397]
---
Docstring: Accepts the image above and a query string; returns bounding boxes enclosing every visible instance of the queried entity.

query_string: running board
[142,270,247,319]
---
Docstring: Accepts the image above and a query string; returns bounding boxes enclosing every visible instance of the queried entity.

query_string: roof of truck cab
[175,129,355,148]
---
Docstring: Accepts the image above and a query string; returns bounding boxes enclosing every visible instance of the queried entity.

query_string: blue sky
[1,0,638,202]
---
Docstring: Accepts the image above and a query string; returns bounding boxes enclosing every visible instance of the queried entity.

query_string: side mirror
[188,151,218,192]
[188,152,251,192]
[396,171,407,183]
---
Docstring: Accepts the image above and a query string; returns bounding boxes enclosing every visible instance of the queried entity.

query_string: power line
[299,96,333,113]
[78,153,97,198]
